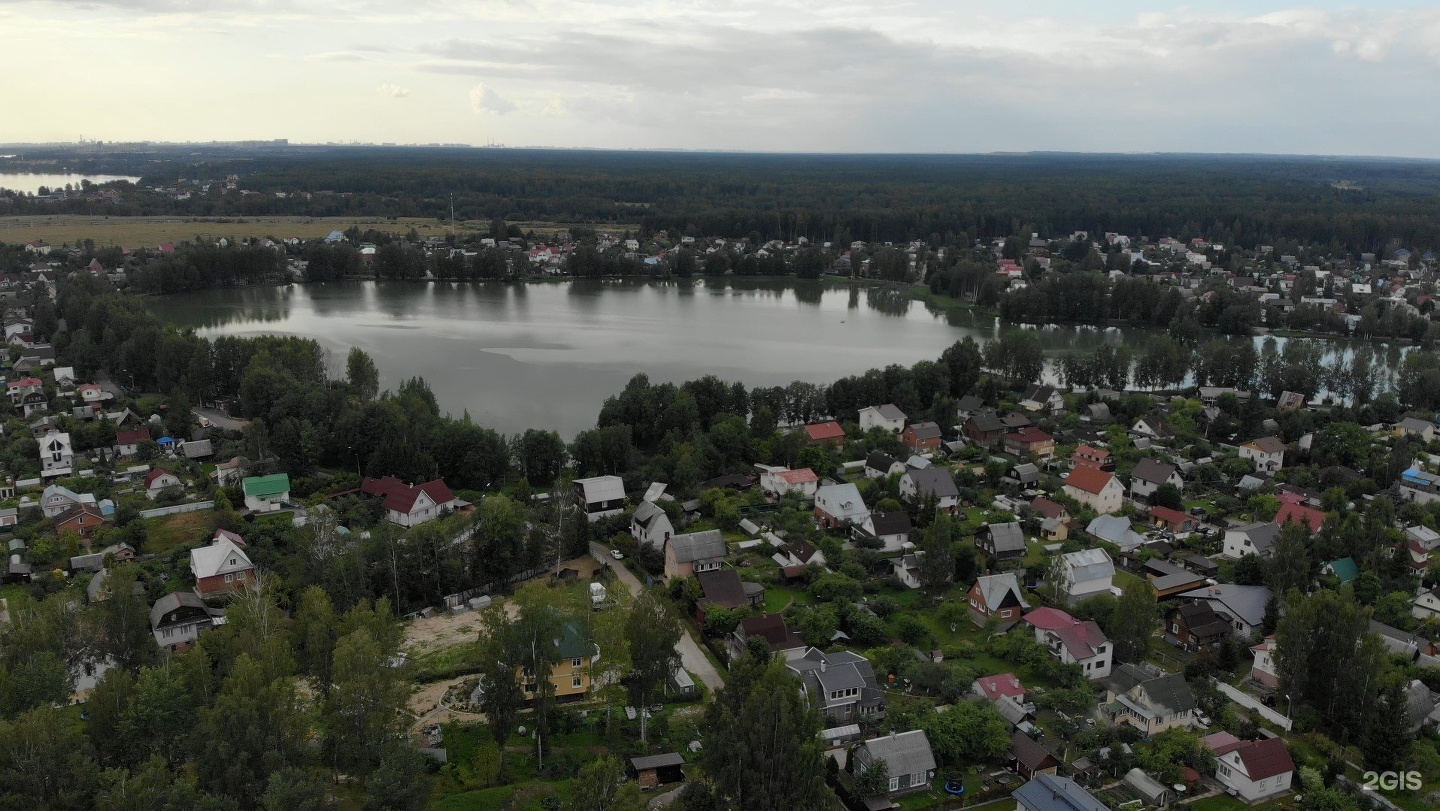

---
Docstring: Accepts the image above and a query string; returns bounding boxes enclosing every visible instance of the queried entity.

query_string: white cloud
[379,83,410,97]
[469,83,516,114]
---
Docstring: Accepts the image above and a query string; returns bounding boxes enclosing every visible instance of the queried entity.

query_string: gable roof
[1031,497,1066,520]
[905,467,959,499]
[1049,619,1109,660]
[697,569,748,608]
[859,731,936,778]
[1243,436,1287,454]
[1231,738,1295,781]
[362,476,455,514]
[865,451,900,472]
[975,573,1030,611]
[986,522,1026,553]
[968,412,1005,433]
[1131,458,1177,485]
[776,468,819,485]
[815,483,868,520]
[575,475,625,502]
[1012,775,1107,811]
[149,591,217,631]
[1010,731,1059,772]
[668,530,727,563]
[1274,502,1326,534]
[804,421,845,441]
[1064,548,1115,582]
[1064,465,1115,495]
[1149,505,1192,526]
[190,536,253,579]
[242,473,290,499]
[1086,515,1144,549]
[974,672,1026,701]
[906,421,942,440]
[144,468,177,489]
[869,404,907,421]
[1230,522,1281,555]
[865,511,912,537]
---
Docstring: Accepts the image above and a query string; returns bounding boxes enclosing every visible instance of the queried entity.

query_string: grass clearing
[139,510,212,555]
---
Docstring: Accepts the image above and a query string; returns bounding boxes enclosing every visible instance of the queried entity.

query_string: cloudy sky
[3,1,1438,156]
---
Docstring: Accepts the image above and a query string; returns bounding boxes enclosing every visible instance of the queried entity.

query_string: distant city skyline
[3,1,1439,158]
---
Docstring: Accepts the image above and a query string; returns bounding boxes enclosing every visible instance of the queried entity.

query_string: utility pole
[450,193,456,239]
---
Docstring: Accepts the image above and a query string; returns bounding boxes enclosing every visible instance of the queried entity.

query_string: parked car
[610,549,624,560]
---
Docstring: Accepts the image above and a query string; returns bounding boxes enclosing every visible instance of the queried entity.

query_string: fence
[139,501,215,520]
[1214,682,1293,731]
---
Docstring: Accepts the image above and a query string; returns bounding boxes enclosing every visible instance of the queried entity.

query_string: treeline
[11,147,1440,252]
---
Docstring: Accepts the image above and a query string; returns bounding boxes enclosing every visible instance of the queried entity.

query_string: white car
[610,549,624,560]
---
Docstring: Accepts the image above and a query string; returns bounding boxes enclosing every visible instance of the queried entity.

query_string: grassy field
[139,510,213,555]
[0,215,635,249]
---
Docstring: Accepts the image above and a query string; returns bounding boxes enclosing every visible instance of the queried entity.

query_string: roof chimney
[820,659,827,673]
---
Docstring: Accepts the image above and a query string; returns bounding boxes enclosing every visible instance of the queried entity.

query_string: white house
[39,431,73,478]
[813,483,869,529]
[851,511,912,553]
[858,404,907,434]
[1413,587,1440,621]
[1062,466,1124,515]
[1223,522,1281,560]
[757,465,819,499]
[189,533,256,597]
[1239,437,1286,473]
[241,474,291,513]
[1022,607,1113,680]
[631,500,675,550]
[362,476,461,527]
[1058,549,1115,604]
[149,592,223,650]
[1214,738,1295,803]
[144,468,183,500]
[1129,458,1182,502]
[898,468,960,510]
[1249,636,1279,689]
[41,485,96,518]
[573,475,626,522]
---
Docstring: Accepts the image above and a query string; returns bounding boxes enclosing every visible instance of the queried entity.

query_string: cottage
[1019,384,1064,413]
[898,467,959,510]
[1023,606,1113,679]
[1085,514,1144,550]
[1250,636,1279,688]
[113,427,152,457]
[851,511,912,552]
[890,552,923,589]
[1013,774,1107,811]
[628,753,685,789]
[39,431,73,478]
[213,456,247,487]
[1010,731,1060,779]
[804,421,846,449]
[242,473,291,513]
[1070,445,1114,471]
[1030,497,1071,542]
[41,484,96,518]
[1129,458,1182,502]
[1058,548,1115,604]
[150,592,224,650]
[1239,437,1286,473]
[1148,506,1197,534]
[813,483,869,529]
[520,621,597,702]
[361,476,462,527]
[1166,602,1233,651]
[1223,522,1281,559]
[758,466,819,499]
[977,522,1026,561]
[1411,587,1440,621]
[1103,663,1198,734]
[1215,738,1295,803]
[963,412,1006,446]
[1004,427,1055,460]
[1395,417,1436,443]
[631,500,675,550]
[56,503,106,537]
[663,530,727,580]
[573,475,626,522]
[144,467,183,500]
[1179,584,1271,636]
[851,731,937,799]
[696,570,763,620]
[858,404,907,434]
[968,573,1030,630]
[973,672,1026,703]
[786,647,884,722]
[864,451,905,480]
[902,422,943,453]
[728,614,805,661]
[1062,466,1123,514]
[1274,501,1326,534]
[190,531,256,597]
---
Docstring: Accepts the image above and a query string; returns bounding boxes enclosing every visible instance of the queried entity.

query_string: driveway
[591,543,725,693]
[194,407,249,432]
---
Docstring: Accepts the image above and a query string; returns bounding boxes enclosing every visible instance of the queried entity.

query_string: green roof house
[1323,557,1359,585]
[242,473,291,513]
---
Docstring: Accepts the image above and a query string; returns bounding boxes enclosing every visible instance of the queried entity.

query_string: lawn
[139,510,212,555]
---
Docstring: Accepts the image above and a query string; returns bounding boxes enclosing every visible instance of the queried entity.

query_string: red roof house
[803,421,846,448]
[361,476,461,527]
[1274,502,1326,534]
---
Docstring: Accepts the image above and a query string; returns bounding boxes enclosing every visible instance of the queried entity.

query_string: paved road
[591,543,726,693]
[194,406,249,432]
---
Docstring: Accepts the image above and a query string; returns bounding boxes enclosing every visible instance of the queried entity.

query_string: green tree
[260,768,333,811]
[1105,587,1158,664]
[625,594,682,745]
[1361,675,1413,771]
[196,654,311,800]
[476,605,525,779]
[571,755,647,811]
[346,347,380,401]
[470,495,529,589]
[514,429,567,486]
[362,745,428,811]
[701,659,828,811]
[853,757,890,797]
[917,513,957,596]
[324,628,409,773]
[0,705,99,811]
[919,700,1011,767]
[90,564,158,671]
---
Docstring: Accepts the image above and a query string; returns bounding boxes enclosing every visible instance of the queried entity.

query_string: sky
[3,1,1439,157]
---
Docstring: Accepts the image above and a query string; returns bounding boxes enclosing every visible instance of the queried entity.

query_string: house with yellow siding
[520,622,600,702]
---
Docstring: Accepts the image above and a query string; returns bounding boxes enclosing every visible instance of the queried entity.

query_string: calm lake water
[149,280,1410,436]
[0,171,141,194]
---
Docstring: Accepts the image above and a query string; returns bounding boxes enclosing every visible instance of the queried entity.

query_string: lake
[0,171,141,194]
[151,279,1130,436]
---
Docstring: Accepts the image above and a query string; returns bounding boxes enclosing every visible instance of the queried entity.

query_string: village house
[962,412,1006,446]
[1103,663,1199,735]
[1239,436,1286,473]
[1003,427,1055,460]
[1147,506,1198,535]
[864,451,906,480]
[1030,497,1071,542]
[695,569,763,622]
[890,552,923,589]
[151,592,224,650]
[573,475,626,522]
[663,530,727,580]
[969,573,1030,630]
[190,531,256,597]
[1129,458,1182,502]
[361,476,462,527]
[1057,549,1115,604]
[113,428,151,457]
[1214,738,1295,803]
[899,467,960,510]
[520,622,597,702]
[851,511,913,552]
[973,672,1027,703]
[144,468,183,500]
[213,456,246,487]
[1273,501,1326,534]
[1018,384,1065,413]
[977,522,1026,561]
[1070,444,1115,471]
[39,431,73,478]
[1013,774,1107,811]
[1165,602,1233,651]
[1412,587,1440,621]
[1062,466,1124,514]
[628,754,685,790]
[813,483,869,529]
[41,484,96,518]
[858,404,907,434]
[803,420,846,449]
[1223,522,1281,559]
[631,500,674,550]
[757,465,820,499]
[56,502,106,537]
[902,421,943,453]
[1250,636,1279,688]
[1023,607,1113,679]
[728,614,805,661]
[1084,514,1145,550]
[1395,417,1436,443]
[1010,731,1061,779]
[786,647,884,722]
[6,376,42,404]
[242,473,290,513]
[70,542,136,572]
[850,731,937,799]
[1179,584,1271,636]
[1131,418,1177,441]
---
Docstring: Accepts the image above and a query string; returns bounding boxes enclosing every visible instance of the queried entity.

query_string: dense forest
[8,147,1440,251]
